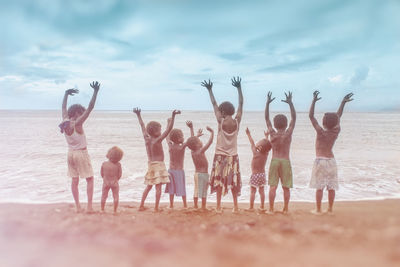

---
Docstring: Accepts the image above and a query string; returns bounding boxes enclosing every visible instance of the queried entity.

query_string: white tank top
[65,128,87,150]
[215,118,239,156]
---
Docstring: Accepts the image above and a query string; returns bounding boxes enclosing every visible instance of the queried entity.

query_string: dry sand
[0,199,399,267]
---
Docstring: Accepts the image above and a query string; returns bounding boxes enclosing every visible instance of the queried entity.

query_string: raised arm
[133,108,147,137]
[186,120,195,137]
[75,81,100,126]
[337,93,354,118]
[245,127,257,154]
[157,110,181,142]
[265,92,275,132]
[282,91,296,134]
[200,126,214,153]
[201,79,222,123]
[232,77,244,124]
[62,88,79,119]
[309,91,323,132]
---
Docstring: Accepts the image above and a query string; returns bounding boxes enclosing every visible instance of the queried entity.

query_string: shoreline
[1,199,399,267]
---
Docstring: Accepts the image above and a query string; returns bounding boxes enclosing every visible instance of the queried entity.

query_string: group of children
[60,78,353,215]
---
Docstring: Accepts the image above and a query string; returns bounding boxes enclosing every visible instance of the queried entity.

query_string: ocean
[0,110,399,203]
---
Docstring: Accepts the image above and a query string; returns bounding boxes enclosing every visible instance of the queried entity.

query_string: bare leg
[232,190,238,212]
[328,189,335,212]
[101,186,109,212]
[71,177,81,212]
[86,177,94,212]
[249,187,256,209]
[169,194,174,208]
[216,187,222,211]
[194,197,199,209]
[269,186,277,212]
[259,186,265,210]
[282,187,290,213]
[112,186,119,213]
[182,196,187,208]
[139,185,153,211]
[316,189,323,212]
[154,184,162,211]
[201,197,207,210]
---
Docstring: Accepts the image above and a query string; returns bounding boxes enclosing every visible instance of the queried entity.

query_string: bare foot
[153,208,163,213]
[265,210,275,215]
[138,206,147,212]
[86,209,95,214]
[232,208,240,214]
[245,208,255,212]
[310,209,323,215]
[214,208,223,214]
[258,208,266,214]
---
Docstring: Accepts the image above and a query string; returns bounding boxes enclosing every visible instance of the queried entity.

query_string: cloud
[328,74,343,83]
[350,66,369,85]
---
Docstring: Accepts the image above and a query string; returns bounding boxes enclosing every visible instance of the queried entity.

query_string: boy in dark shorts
[245,128,271,212]
[309,91,353,214]
[265,91,296,214]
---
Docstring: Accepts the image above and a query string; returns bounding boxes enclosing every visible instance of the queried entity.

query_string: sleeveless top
[215,118,239,156]
[65,127,87,150]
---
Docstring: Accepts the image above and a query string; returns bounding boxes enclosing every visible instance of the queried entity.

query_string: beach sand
[0,199,399,267]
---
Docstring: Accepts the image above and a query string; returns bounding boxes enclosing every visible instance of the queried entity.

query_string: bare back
[191,150,208,173]
[270,130,292,160]
[251,151,268,174]
[168,143,185,170]
[101,161,122,182]
[315,127,340,158]
[145,137,165,162]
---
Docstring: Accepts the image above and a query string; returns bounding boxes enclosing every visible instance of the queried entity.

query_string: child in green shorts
[265,91,296,214]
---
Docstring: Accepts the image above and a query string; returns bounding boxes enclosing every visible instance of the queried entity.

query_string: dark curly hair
[106,146,124,163]
[257,139,272,153]
[273,114,288,130]
[323,112,339,129]
[186,136,201,150]
[169,129,184,144]
[218,101,235,116]
[67,104,86,119]
[146,121,161,137]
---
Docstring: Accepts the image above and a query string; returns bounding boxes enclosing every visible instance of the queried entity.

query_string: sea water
[0,110,399,203]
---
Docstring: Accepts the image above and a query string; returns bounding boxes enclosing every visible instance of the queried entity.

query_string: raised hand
[197,128,203,137]
[66,88,79,96]
[201,79,213,91]
[172,110,181,116]
[245,127,250,136]
[342,93,354,103]
[206,126,213,132]
[186,120,193,128]
[231,76,242,88]
[133,107,141,115]
[267,91,275,104]
[282,91,293,104]
[264,130,270,139]
[90,81,100,92]
[313,90,321,102]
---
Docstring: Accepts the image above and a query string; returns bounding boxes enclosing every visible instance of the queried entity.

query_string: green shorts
[268,158,293,188]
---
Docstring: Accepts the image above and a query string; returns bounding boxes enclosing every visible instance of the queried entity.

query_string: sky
[0,0,399,111]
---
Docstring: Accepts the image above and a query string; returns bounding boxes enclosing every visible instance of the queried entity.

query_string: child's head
[323,112,339,129]
[273,114,288,130]
[169,129,184,144]
[106,146,124,163]
[68,104,86,120]
[218,101,235,117]
[186,136,202,151]
[146,121,162,137]
[256,138,272,153]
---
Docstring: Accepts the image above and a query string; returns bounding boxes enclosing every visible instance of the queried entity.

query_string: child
[186,126,214,211]
[309,91,353,214]
[133,108,180,212]
[245,128,272,212]
[265,91,296,214]
[202,77,243,213]
[101,146,123,214]
[59,81,100,213]
[164,120,196,209]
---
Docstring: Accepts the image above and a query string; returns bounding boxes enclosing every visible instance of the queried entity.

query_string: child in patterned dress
[245,128,271,212]
[309,91,353,214]
[133,108,180,212]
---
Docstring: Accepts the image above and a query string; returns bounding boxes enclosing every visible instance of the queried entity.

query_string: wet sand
[0,199,399,267]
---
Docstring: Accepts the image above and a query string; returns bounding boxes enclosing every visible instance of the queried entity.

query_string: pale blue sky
[0,0,399,111]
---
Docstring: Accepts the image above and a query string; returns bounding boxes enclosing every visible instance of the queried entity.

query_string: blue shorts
[165,169,186,196]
